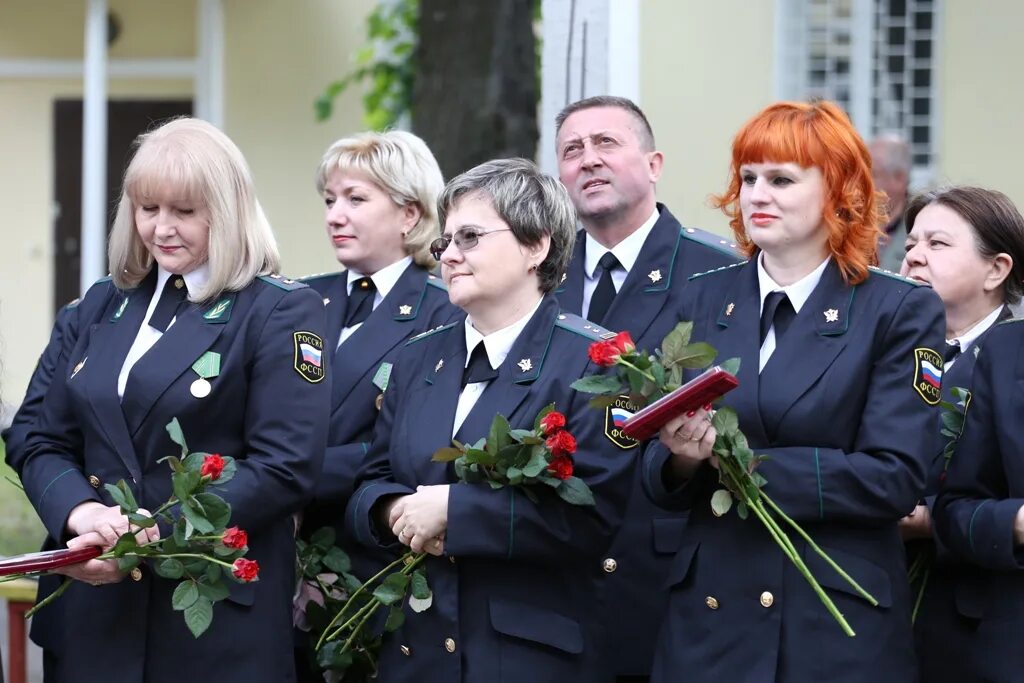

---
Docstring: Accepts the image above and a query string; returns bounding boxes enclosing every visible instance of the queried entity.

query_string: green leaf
[197,580,230,602]
[215,458,237,485]
[718,357,742,376]
[660,321,694,363]
[570,374,623,395]
[384,605,406,631]
[172,519,188,546]
[522,449,548,478]
[183,596,213,638]
[710,489,733,517]
[506,466,524,485]
[533,403,556,432]
[115,481,138,512]
[373,573,410,606]
[193,493,231,529]
[183,452,206,472]
[156,558,185,580]
[322,547,351,574]
[410,570,430,600]
[127,512,156,529]
[711,407,740,435]
[487,414,512,454]
[116,555,141,572]
[555,477,596,506]
[204,562,221,583]
[156,455,185,473]
[172,581,200,611]
[736,501,749,520]
[310,527,336,550]
[672,342,717,370]
[317,641,353,671]
[587,395,619,409]
[180,500,215,534]
[432,447,464,463]
[166,417,189,456]
[104,483,129,510]
[172,470,201,504]
[110,532,139,557]
[509,428,534,443]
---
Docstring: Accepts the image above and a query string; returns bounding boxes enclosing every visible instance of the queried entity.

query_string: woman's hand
[659,407,717,482]
[56,532,126,585]
[899,504,933,541]
[60,501,161,586]
[389,485,450,555]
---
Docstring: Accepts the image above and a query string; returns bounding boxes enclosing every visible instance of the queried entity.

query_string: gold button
[174,277,184,289]
[760,591,774,608]
[88,475,101,488]
[130,567,143,582]
[448,555,456,564]
[360,280,369,289]
[444,637,456,653]
[705,596,719,610]
[400,645,411,656]
[602,558,617,573]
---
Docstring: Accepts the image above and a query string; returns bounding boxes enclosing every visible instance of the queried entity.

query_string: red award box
[621,366,739,441]
[0,546,102,577]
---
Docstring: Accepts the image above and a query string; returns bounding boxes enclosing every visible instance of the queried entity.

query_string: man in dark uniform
[553,95,742,682]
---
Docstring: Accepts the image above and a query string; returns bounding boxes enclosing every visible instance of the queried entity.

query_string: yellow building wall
[639,0,777,237]
[937,0,1024,207]
[0,0,371,404]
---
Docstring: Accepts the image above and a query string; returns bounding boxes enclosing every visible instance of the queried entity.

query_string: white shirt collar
[949,305,1004,352]
[583,207,659,279]
[463,297,545,371]
[756,253,831,314]
[156,263,210,300]
[346,255,413,298]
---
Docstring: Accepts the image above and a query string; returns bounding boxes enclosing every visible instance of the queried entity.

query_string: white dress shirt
[581,208,659,318]
[118,264,210,399]
[946,304,1004,371]
[757,253,831,373]
[452,298,544,437]
[338,256,413,348]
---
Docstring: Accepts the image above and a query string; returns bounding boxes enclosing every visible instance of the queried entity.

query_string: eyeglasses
[429,227,512,260]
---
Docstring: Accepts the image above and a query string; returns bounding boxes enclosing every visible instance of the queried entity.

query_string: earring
[528,264,538,274]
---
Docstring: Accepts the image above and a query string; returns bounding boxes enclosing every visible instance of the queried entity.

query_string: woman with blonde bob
[20,117,330,683]
[642,100,945,682]
[294,130,456,679]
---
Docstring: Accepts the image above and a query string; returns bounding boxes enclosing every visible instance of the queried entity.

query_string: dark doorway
[53,99,193,314]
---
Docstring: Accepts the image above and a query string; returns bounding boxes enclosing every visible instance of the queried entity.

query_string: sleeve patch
[913,347,943,405]
[293,331,326,383]
[605,395,641,449]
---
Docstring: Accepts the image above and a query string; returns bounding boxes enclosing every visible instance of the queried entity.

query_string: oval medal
[190,378,212,398]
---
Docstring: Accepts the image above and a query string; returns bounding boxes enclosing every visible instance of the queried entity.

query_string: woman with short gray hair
[346,158,633,682]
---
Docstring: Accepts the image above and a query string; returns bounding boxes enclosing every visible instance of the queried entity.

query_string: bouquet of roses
[907,385,970,622]
[313,404,592,673]
[573,322,878,637]
[0,418,258,638]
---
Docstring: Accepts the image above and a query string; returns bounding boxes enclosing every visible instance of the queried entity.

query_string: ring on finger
[401,527,413,539]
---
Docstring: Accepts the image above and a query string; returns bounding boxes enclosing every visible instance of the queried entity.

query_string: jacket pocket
[489,598,583,654]
[663,541,700,589]
[805,544,893,607]
[652,516,687,554]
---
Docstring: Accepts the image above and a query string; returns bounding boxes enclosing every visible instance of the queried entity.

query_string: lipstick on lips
[749,213,777,227]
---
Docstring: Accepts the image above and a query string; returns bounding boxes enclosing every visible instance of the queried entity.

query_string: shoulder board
[680,226,743,257]
[65,297,82,309]
[688,260,746,281]
[867,266,923,286]
[406,321,459,345]
[258,274,308,291]
[296,271,336,283]
[554,312,615,341]
[425,274,449,291]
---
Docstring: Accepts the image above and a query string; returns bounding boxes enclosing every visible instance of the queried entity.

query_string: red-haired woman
[642,101,945,682]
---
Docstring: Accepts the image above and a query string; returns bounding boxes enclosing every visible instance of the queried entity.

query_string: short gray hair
[554,95,656,152]
[869,133,912,175]
[437,158,577,293]
[316,130,444,268]
[108,118,280,301]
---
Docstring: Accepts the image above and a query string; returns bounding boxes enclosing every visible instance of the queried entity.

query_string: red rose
[609,331,636,355]
[588,340,620,367]
[547,455,574,480]
[221,526,248,549]
[201,454,225,480]
[539,411,567,436]
[232,558,260,582]
[546,430,577,457]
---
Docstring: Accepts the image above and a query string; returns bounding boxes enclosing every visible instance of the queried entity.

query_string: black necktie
[344,277,376,328]
[149,275,188,332]
[587,252,621,323]
[760,291,795,345]
[462,343,498,387]
[944,341,961,364]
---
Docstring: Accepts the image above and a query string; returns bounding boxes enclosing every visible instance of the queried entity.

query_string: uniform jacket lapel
[82,279,154,480]
[321,276,349,353]
[555,230,586,316]
[709,262,770,446]
[333,265,431,409]
[758,260,853,439]
[121,293,234,437]
[453,296,558,445]
[602,205,680,340]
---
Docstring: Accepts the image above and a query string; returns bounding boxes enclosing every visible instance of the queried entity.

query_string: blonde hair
[315,130,444,268]
[108,117,280,301]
